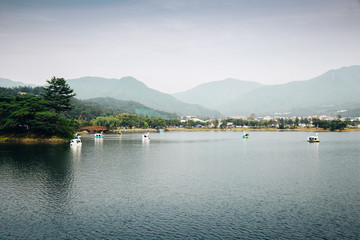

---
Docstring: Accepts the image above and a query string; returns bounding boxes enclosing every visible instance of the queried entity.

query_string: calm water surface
[1,131,360,239]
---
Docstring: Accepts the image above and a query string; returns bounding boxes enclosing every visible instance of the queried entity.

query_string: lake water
[1,131,360,239]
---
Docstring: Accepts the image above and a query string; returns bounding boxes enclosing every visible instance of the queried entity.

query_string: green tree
[94,116,107,126]
[142,121,149,128]
[248,120,258,128]
[117,113,140,128]
[278,118,285,129]
[300,117,310,127]
[147,117,166,129]
[166,119,181,127]
[1,95,49,132]
[319,120,329,130]
[0,95,75,138]
[29,112,59,136]
[294,117,299,127]
[213,119,219,128]
[233,119,245,127]
[55,118,76,139]
[42,77,75,114]
[311,118,321,128]
[186,120,197,128]
[107,116,121,129]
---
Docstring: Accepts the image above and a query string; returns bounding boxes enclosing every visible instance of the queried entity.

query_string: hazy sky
[1,0,360,93]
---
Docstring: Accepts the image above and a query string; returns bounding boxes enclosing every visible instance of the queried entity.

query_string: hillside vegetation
[76,97,178,119]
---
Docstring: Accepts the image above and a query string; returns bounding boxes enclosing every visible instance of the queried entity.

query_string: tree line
[86,115,359,132]
[221,116,359,131]
[88,114,182,129]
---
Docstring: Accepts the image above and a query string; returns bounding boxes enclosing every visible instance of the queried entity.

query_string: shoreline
[1,127,359,144]
[106,127,360,133]
[0,133,67,144]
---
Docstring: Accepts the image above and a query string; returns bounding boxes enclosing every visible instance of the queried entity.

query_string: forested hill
[0,86,44,96]
[73,97,178,120]
[0,86,178,120]
[66,76,221,117]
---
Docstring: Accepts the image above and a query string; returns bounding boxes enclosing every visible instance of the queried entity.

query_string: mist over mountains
[0,78,37,88]
[219,66,360,116]
[66,77,221,117]
[174,66,360,117]
[173,78,263,109]
[1,65,360,117]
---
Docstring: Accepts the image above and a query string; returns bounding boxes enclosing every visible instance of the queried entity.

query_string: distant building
[185,116,205,122]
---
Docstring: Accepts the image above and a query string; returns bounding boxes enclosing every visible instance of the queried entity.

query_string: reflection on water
[308,141,320,160]
[70,145,82,163]
[94,138,104,144]
[1,132,360,239]
[0,144,75,232]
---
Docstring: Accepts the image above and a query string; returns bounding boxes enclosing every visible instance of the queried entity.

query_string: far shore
[183,127,360,132]
[96,126,360,134]
[1,127,359,144]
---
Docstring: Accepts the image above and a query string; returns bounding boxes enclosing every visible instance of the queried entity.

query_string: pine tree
[42,77,75,113]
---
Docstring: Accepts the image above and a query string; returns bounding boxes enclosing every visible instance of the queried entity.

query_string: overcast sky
[1,0,359,93]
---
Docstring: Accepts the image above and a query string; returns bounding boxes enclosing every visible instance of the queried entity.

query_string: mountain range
[173,65,360,117]
[0,78,37,88]
[172,78,263,109]
[65,77,221,117]
[228,65,360,116]
[1,65,360,117]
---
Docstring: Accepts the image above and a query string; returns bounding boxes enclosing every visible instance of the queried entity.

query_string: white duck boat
[307,133,320,143]
[142,132,150,140]
[242,131,249,139]
[70,138,82,146]
[95,132,103,139]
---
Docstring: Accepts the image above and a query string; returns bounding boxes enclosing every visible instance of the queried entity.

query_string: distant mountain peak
[68,76,148,88]
[172,78,263,109]
[65,76,221,117]
[193,78,261,88]
[0,78,37,88]
[119,76,147,86]
[219,65,360,116]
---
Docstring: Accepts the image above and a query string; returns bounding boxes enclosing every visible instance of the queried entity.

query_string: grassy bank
[0,133,68,144]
